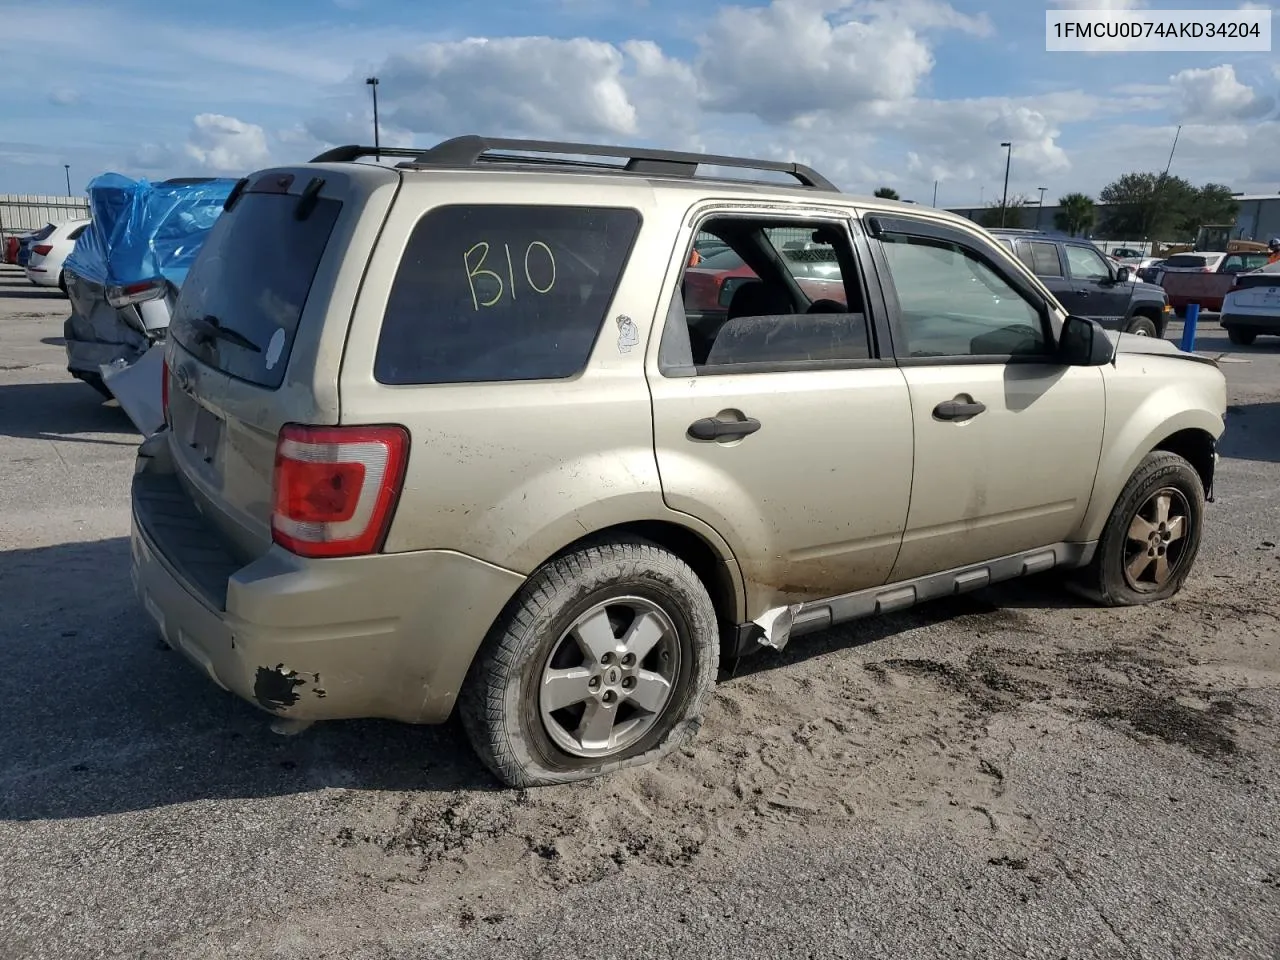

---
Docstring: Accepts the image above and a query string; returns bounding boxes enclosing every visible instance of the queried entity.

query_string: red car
[3,235,19,265]
[682,247,846,319]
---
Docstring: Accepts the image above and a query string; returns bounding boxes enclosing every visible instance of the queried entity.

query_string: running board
[730,541,1096,656]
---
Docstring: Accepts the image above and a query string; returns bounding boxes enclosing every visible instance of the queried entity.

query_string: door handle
[1077,290,1091,297]
[687,416,761,442]
[933,399,987,421]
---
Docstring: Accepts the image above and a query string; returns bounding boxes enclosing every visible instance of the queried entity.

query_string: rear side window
[1017,241,1063,277]
[170,192,341,389]
[67,225,87,241]
[375,205,641,385]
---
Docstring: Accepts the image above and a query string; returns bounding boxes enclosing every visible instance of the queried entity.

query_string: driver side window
[879,233,1048,359]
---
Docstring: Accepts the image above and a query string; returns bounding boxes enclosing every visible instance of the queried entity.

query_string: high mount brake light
[271,424,410,559]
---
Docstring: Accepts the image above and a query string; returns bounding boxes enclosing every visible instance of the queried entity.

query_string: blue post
[1179,303,1200,352]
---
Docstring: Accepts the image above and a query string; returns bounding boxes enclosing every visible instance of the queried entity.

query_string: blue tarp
[64,173,237,290]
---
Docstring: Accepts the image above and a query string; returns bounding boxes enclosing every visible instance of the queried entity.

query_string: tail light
[33,244,52,256]
[107,278,167,308]
[271,424,410,559]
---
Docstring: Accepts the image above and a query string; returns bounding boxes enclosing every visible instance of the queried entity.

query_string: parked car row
[2,219,90,292]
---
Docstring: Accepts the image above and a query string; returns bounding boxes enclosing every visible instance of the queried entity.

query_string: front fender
[1074,370,1225,543]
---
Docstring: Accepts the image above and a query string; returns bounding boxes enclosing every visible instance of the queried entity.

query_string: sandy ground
[0,262,1277,959]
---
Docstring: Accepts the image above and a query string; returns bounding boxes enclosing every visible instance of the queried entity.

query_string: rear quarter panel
[1074,354,1226,543]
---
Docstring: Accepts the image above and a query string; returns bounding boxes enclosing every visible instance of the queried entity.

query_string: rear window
[170,192,341,389]
[374,204,641,385]
[67,225,87,241]
[1164,255,1212,268]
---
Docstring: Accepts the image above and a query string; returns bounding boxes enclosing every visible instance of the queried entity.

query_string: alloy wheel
[538,597,681,758]
[1123,487,1191,592]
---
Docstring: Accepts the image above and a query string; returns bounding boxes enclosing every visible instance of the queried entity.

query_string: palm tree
[873,186,900,200]
[1054,193,1096,236]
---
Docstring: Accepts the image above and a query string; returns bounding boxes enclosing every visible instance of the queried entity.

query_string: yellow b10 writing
[464,241,557,310]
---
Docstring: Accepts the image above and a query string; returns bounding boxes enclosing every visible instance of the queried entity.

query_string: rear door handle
[687,416,762,441]
[933,400,986,421]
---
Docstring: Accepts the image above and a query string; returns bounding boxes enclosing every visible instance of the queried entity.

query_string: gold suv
[131,136,1227,787]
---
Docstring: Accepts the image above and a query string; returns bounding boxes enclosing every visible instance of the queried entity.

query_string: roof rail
[309,146,424,163]
[390,135,839,191]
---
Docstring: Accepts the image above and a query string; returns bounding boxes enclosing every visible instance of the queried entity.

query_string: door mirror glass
[1059,315,1115,366]
[1115,265,1132,283]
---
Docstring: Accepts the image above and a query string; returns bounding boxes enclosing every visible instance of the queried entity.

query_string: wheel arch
[1152,427,1216,496]
[1076,409,1222,543]
[540,519,746,634]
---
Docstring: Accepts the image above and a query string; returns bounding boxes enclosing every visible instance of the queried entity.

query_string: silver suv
[131,136,1227,787]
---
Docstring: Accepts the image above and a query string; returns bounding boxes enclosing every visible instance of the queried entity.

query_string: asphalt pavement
[0,263,1277,960]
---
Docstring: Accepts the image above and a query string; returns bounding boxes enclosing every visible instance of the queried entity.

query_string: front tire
[1076,451,1204,606]
[1126,314,1158,337]
[459,538,719,787]
[1226,327,1257,346]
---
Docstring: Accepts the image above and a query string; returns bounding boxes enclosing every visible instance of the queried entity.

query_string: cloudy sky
[0,0,1276,205]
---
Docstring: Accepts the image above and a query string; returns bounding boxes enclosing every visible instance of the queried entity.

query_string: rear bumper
[130,435,525,724]
[1221,312,1280,332]
[1166,294,1225,312]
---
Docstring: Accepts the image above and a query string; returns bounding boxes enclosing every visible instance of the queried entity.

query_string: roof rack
[310,146,424,163]
[312,136,839,192]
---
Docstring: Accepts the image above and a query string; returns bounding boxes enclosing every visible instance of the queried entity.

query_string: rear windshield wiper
[188,314,261,353]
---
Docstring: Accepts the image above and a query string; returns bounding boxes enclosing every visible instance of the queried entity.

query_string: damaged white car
[62,174,236,433]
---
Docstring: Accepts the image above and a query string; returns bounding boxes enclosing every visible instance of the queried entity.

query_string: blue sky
[0,0,1276,204]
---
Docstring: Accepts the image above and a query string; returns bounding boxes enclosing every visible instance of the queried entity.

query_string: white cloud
[694,0,989,123]
[48,88,80,107]
[183,114,272,173]
[1171,64,1273,122]
[377,37,642,138]
[1048,0,1145,8]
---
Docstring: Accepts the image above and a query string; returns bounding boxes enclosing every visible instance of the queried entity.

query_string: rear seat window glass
[170,192,341,390]
[375,205,640,385]
[1018,241,1063,277]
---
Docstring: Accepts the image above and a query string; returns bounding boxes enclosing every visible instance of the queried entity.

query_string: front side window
[375,205,641,385]
[879,232,1048,358]
[1065,245,1112,281]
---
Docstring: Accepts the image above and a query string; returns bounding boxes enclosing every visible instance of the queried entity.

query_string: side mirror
[1059,315,1115,366]
[1115,265,1132,283]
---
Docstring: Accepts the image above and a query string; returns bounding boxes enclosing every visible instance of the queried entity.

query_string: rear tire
[1126,315,1158,337]
[1226,327,1257,346]
[1074,451,1204,606]
[459,537,719,787]
[57,271,67,295]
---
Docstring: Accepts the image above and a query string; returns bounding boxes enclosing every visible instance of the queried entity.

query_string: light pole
[365,77,381,159]
[932,180,938,208]
[64,164,71,195]
[1036,186,1047,229]
[999,142,1012,227]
